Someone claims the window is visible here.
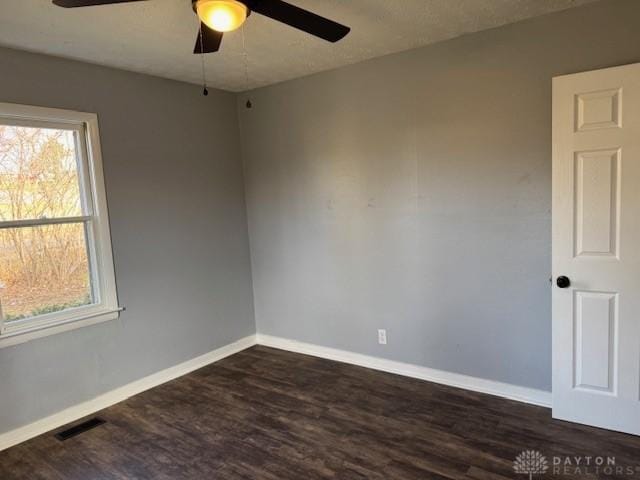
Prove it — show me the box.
[0,103,119,347]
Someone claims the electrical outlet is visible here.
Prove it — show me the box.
[378,329,387,345]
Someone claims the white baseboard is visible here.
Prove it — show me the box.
[0,334,257,452]
[256,334,552,408]
[1,332,552,452]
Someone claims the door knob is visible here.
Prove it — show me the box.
[556,276,571,288]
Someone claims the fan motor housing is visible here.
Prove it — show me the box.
[191,0,252,16]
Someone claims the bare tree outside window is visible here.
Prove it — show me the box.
[0,104,117,345]
[0,125,93,321]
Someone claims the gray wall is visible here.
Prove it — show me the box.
[2,0,638,434]
[240,0,640,392]
[0,47,255,433]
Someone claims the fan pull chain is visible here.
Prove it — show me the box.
[242,24,252,108]
[199,23,209,96]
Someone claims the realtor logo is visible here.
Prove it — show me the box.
[514,450,549,480]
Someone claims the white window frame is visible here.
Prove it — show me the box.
[0,103,120,348]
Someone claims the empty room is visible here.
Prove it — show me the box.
[1,0,640,478]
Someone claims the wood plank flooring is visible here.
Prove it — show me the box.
[1,346,639,479]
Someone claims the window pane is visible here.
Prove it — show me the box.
[0,125,83,221]
[0,223,93,322]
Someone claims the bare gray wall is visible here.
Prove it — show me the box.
[239,0,640,392]
[0,47,255,433]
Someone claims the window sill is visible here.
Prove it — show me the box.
[0,308,123,349]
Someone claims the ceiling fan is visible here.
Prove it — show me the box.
[52,0,351,54]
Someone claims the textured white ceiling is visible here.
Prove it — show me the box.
[0,0,595,92]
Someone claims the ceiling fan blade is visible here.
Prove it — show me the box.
[194,23,224,54]
[52,0,147,7]
[245,0,350,43]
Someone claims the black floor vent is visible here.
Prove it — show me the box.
[55,417,106,441]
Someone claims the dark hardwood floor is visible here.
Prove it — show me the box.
[1,346,639,479]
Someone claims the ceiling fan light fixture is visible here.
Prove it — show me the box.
[196,0,248,32]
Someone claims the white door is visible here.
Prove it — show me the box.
[553,63,640,435]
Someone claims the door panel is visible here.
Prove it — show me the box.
[574,291,617,393]
[553,63,640,436]
[575,88,622,131]
[574,149,620,257]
